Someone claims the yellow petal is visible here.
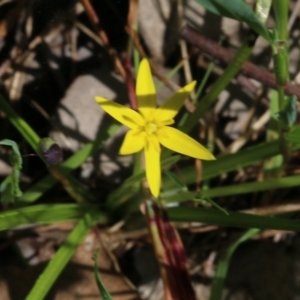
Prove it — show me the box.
[95,97,145,129]
[158,126,215,160]
[119,129,145,155]
[153,81,196,122]
[136,59,157,119]
[144,135,161,197]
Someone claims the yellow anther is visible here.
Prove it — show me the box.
[145,123,157,135]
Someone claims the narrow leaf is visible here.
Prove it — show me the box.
[210,228,260,300]
[163,139,300,189]
[286,124,300,144]
[168,206,300,231]
[195,0,271,42]
[0,139,23,203]
[274,95,297,128]
[93,249,113,300]
[200,197,228,215]
[163,170,187,191]
[165,175,300,200]
[25,212,98,300]
[0,204,106,232]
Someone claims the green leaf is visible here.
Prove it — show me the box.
[165,175,300,200]
[163,170,187,191]
[195,0,272,42]
[0,139,22,169]
[0,176,19,204]
[200,197,228,215]
[210,228,260,300]
[168,206,300,231]
[0,204,107,232]
[161,190,228,215]
[286,124,300,144]
[163,139,300,189]
[0,96,40,152]
[25,212,99,300]
[93,249,113,300]
[201,175,300,198]
[0,139,23,203]
[274,95,297,129]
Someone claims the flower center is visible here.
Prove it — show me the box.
[144,122,157,135]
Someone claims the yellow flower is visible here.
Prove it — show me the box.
[95,59,215,197]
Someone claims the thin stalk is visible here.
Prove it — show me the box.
[273,0,288,42]
[272,0,289,163]
[145,200,172,299]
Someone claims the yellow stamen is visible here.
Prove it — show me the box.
[145,123,157,135]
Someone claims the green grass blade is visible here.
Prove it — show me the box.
[286,124,300,144]
[0,139,22,166]
[93,249,113,300]
[0,204,106,232]
[210,228,260,300]
[168,207,300,231]
[25,212,98,300]
[164,175,300,201]
[163,139,300,189]
[195,0,271,42]
[201,175,300,198]
[200,198,228,215]
[0,94,40,152]
[0,139,23,203]
[274,95,297,129]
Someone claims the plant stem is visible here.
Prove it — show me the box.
[272,0,289,164]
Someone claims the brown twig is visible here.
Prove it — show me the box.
[181,26,300,99]
[80,0,126,78]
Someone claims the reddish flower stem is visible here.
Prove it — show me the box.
[146,200,196,300]
[123,55,138,110]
